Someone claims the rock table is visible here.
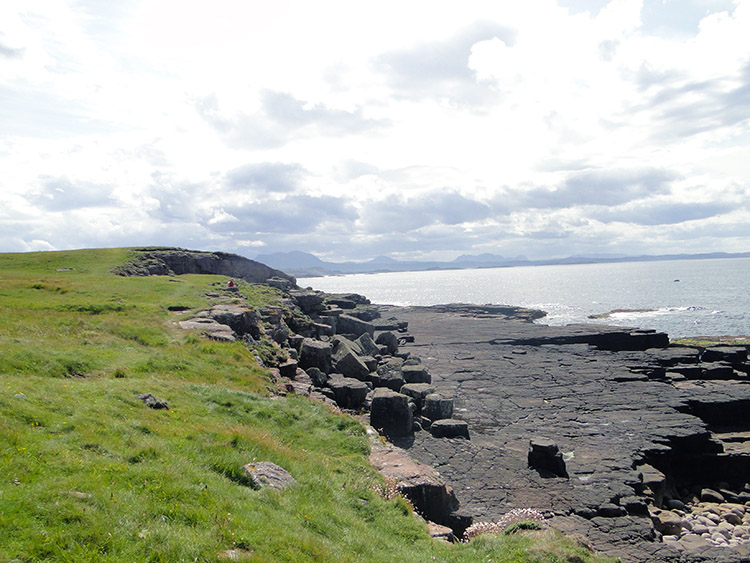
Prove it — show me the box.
[386,304,750,563]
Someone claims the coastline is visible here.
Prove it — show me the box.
[379,303,750,562]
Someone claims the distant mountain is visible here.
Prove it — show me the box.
[253,250,750,278]
[453,253,505,263]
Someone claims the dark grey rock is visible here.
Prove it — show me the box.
[430,419,470,439]
[375,331,399,355]
[423,394,454,421]
[380,305,750,561]
[117,249,294,287]
[208,304,261,339]
[336,314,375,337]
[665,498,687,511]
[376,358,405,391]
[370,389,413,437]
[305,367,328,388]
[332,336,370,381]
[278,360,298,379]
[700,361,736,379]
[360,355,378,372]
[598,503,627,517]
[528,438,568,478]
[646,346,701,366]
[328,377,369,409]
[299,338,332,373]
[289,290,325,314]
[137,393,169,410]
[355,332,381,357]
[621,496,650,516]
[400,383,437,413]
[703,346,748,365]
[402,364,431,384]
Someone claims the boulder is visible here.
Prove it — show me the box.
[430,419,470,439]
[208,304,261,338]
[348,307,381,322]
[375,332,399,355]
[336,314,375,338]
[277,360,298,379]
[528,438,568,478]
[370,389,413,437]
[376,359,405,391]
[270,321,291,345]
[703,346,748,365]
[242,461,296,491]
[701,488,726,503]
[620,496,650,516]
[305,367,329,388]
[638,464,666,506]
[651,510,683,536]
[137,393,169,410]
[332,337,370,381]
[326,298,356,309]
[355,332,381,357]
[288,334,305,351]
[374,318,408,332]
[360,356,378,372]
[289,290,325,315]
[299,338,332,373]
[400,383,437,413]
[328,377,369,409]
[423,394,454,421]
[402,364,431,384]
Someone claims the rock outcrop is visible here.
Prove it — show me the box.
[115,247,295,287]
[386,305,750,562]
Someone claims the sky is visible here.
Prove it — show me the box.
[1,0,749,262]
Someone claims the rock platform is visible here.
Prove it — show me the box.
[386,304,750,563]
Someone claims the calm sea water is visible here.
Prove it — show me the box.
[298,257,750,338]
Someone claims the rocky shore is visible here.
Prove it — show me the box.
[388,304,750,562]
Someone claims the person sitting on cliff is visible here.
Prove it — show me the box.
[227,279,236,288]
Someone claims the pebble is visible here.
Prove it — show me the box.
[659,497,750,550]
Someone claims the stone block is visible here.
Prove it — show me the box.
[430,419,470,439]
[423,394,454,421]
[370,389,413,437]
[299,338,332,373]
[328,377,369,409]
[402,364,431,384]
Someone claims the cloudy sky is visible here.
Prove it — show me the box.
[2,0,749,262]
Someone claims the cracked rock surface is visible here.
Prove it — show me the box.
[386,304,750,563]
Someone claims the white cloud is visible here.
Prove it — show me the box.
[0,0,748,259]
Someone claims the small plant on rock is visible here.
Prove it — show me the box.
[464,508,546,540]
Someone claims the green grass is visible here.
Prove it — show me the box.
[0,248,615,562]
[671,335,750,348]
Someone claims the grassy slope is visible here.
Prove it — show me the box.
[0,248,613,562]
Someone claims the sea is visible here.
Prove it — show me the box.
[298,257,750,339]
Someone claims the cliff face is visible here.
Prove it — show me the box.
[115,248,296,287]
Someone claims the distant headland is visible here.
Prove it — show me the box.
[255,250,750,278]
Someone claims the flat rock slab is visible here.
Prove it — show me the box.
[385,305,750,563]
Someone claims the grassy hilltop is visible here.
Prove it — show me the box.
[0,248,612,562]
